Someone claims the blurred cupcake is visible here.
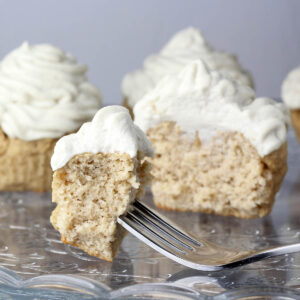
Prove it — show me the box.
[282,66,300,142]
[0,42,102,192]
[122,27,253,115]
[134,60,288,219]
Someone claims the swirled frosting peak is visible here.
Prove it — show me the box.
[282,66,300,109]
[134,60,289,157]
[122,27,253,108]
[51,106,153,170]
[0,42,102,141]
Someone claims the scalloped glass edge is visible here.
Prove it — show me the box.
[0,266,300,299]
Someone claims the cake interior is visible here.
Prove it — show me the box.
[147,121,287,219]
[51,151,150,261]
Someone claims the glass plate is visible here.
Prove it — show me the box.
[0,129,300,299]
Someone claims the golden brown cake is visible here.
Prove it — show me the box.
[50,106,153,261]
[122,97,134,119]
[0,128,57,192]
[134,60,289,218]
[51,152,150,261]
[290,110,300,142]
[0,42,102,192]
[147,122,287,219]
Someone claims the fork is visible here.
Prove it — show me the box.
[117,200,300,271]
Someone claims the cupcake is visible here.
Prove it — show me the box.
[134,60,289,219]
[0,42,102,192]
[50,106,153,261]
[122,27,253,115]
[282,66,300,142]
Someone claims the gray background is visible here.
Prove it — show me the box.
[1,0,299,105]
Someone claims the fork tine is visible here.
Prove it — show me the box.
[131,206,194,251]
[133,201,201,246]
[125,211,187,253]
[118,213,186,256]
[118,201,235,271]
[118,211,222,271]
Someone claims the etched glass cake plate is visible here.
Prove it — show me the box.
[0,129,300,299]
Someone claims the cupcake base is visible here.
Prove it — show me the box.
[291,110,300,142]
[122,97,134,119]
[147,121,287,219]
[0,128,57,192]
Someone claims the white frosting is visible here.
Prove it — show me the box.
[282,66,300,109]
[0,42,102,141]
[134,60,289,157]
[51,106,153,171]
[122,27,253,108]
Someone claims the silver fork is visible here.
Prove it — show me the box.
[117,200,300,271]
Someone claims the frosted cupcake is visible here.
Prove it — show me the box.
[282,66,300,142]
[0,42,102,192]
[122,27,253,115]
[50,106,153,261]
[134,60,289,219]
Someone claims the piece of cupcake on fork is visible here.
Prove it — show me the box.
[50,106,153,261]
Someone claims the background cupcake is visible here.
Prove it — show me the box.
[134,60,289,218]
[122,27,253,115]
[0,42,102,192]
[282,66,300,142]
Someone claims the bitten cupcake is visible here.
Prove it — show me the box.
[134,60,289,219]
[282,66,300,142]
[0,42,102,192]
[50,106,153,261]
[122,27,253,115]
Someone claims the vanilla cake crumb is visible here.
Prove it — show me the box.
[51,152,151,261]
[147,122,287,218]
